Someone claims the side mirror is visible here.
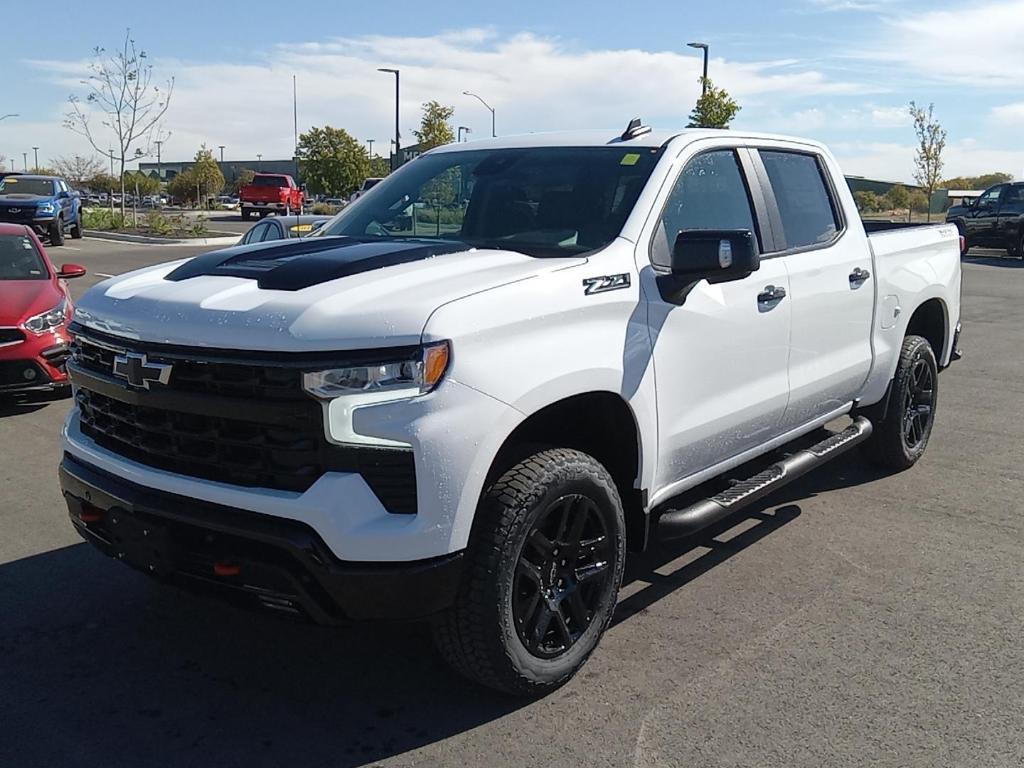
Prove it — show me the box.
[57,263,87,279]
[58,190,70,199]
[671,229,759,284]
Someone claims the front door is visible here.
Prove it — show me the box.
[996,185,1024,252]
[967,184,1005,246]
[641,147,792,494]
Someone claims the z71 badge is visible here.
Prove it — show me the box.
[582,273,631,295]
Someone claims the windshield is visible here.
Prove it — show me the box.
[317,146,663,257]
[0,178,55,196]
[0,234,48,280]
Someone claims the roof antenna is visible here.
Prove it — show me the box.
[620,117,652,141]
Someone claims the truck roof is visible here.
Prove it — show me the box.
[430,128,828,154]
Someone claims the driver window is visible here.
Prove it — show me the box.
[979,186,1004,207]
[651,149,757,268]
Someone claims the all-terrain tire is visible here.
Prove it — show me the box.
[50,217,65,246]
[432,448,626,696]
[241,208,252,221]
[70,211,83,239]
[862,334,938,471]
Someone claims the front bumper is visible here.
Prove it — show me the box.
[0,342,70,392]
[60,453,465,624]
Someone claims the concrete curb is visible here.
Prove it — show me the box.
[84,230,240,246]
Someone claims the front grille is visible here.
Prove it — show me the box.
[0,207,37,224]
[0,327,25,346]
[70,327,418,512]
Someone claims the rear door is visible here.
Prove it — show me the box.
[755,148,874,428]
[641,146,793,492]
[997,184,1024,251]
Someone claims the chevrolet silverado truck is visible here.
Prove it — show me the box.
[946,180,1024,257]
[239,173,304,220]
[60,125,962,696]
[0,174,83,245]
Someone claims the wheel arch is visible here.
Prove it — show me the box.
[483,391,650,552]
[905,297,948,363]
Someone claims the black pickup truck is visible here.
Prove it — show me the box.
[946,181,1024,257]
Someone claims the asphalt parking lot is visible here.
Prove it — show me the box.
[1,238,1023,768]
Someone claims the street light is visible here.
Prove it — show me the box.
[0,114,17,122]
[257,153,263,169]
[367,138,374,157]
[22,152,27,171]
[687,42,709,96]
[378,68,400,168]
[218,145,225,163]
[457,126,471,143]
[462,91,496,137]
[32,146,39,170]
[154,139,164,180]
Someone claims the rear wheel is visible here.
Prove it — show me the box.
[70,211,83,239]
[862,334,938,471]
[432,448,626,696]
[241,208,251,221]
[49,217,65,246]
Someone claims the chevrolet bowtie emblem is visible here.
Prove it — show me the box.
[112,352,172,389]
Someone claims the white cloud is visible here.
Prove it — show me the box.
[873,1,1024,86]
[807,0,901,11]
[991,102,1024,125]
[17,30,874,165]
[830,139,1024,182]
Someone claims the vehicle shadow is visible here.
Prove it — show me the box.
[963,254,1024,268]
[0,391,67,418]
[0,453,889,768]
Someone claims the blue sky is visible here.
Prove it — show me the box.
[3,0,1023,181]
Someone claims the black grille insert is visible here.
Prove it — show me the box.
[0,328,25,345]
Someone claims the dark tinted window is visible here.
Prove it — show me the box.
[760,151,840,250]
[1001,185,1024,205]
[252,175,290,187]
[262,222,282,241]
[0,177,55,196]
[652,150,757,268]
[0,234,48,280]
[978,185,1004,206]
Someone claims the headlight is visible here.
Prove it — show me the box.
[37,202,56,215]
[23,298,68,334]
[302,341,450,401]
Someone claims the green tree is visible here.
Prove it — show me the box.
[941,172,1013,190]
[190,145,225,207]
[908,190,930,213]
[124,170,161,197]
[368,155,391,179]
[909,101,946,221]
[853,190,881,213]
[166,168,197,203]
[232,168,256,194]
[413,101,456,150]
[296,125,369,196]
[884,184,910,210]
[85,172,119,194]
[688,78,741,129]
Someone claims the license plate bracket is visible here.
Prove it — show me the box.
[106,507,177,577]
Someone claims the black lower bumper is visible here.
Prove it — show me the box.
[59,454,464,624]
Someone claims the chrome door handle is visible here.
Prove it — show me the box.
[849,267,871,285]
[758,285,786,303]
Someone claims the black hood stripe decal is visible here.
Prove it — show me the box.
[165,236,471,291]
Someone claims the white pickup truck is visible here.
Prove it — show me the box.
[60,124,962,695]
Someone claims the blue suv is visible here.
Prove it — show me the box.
[0,174,83,246]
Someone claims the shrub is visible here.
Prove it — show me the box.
[311,202,340,215]
[83,208,128,230]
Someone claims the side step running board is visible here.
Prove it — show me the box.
[657,417,873,542]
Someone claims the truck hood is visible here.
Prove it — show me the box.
[73,236,584,351]
[0,194,49,203]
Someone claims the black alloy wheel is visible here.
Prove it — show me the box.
[902,356,935,451]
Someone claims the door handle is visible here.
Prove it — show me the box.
[757,285,787,303]
[849,267,871,285]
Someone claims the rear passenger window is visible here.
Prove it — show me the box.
[759,151,840,250]
[651,150,758,268]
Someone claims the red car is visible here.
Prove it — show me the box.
[0,223,86,395]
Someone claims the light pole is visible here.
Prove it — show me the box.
[378,68,400,168]
[687,42,709,95]
[108,148,115,176]
[218,145,225,163]
[32,146,39,170]
[457,126,471,143]
[22,152,27,172]
[462,91,495,137]
[257,153,263,169]
[0,113,17,121]
[154,139,164,181]
[367,138,374,157]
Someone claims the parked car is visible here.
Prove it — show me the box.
[0,224,86,395]
[60,126,961,695]
[239,173,304,220]
[946,181,1024,257]
[324,197,346,208]
[349,177,383,202]
[0,175,83,246]
[236,215,332,244]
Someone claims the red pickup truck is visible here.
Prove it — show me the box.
[240,173,304,220]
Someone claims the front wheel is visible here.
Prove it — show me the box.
[862,334,938,471]
[432,448,626,696]
[240,208,251,221]
[70,211,83,239]
[49,217,65,246]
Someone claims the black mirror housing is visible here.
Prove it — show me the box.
[671,229,759,284]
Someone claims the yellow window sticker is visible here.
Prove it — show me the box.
[4,177,16,182]
[620,153,640,166]
[289,224,313,232]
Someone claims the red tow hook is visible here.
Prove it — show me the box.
[213,561,241,577]
[79,504,104,523]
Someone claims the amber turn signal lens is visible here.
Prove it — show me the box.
[423,342,450,389]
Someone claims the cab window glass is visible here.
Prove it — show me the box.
[651,150,757,268]
[759,150,840,250]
